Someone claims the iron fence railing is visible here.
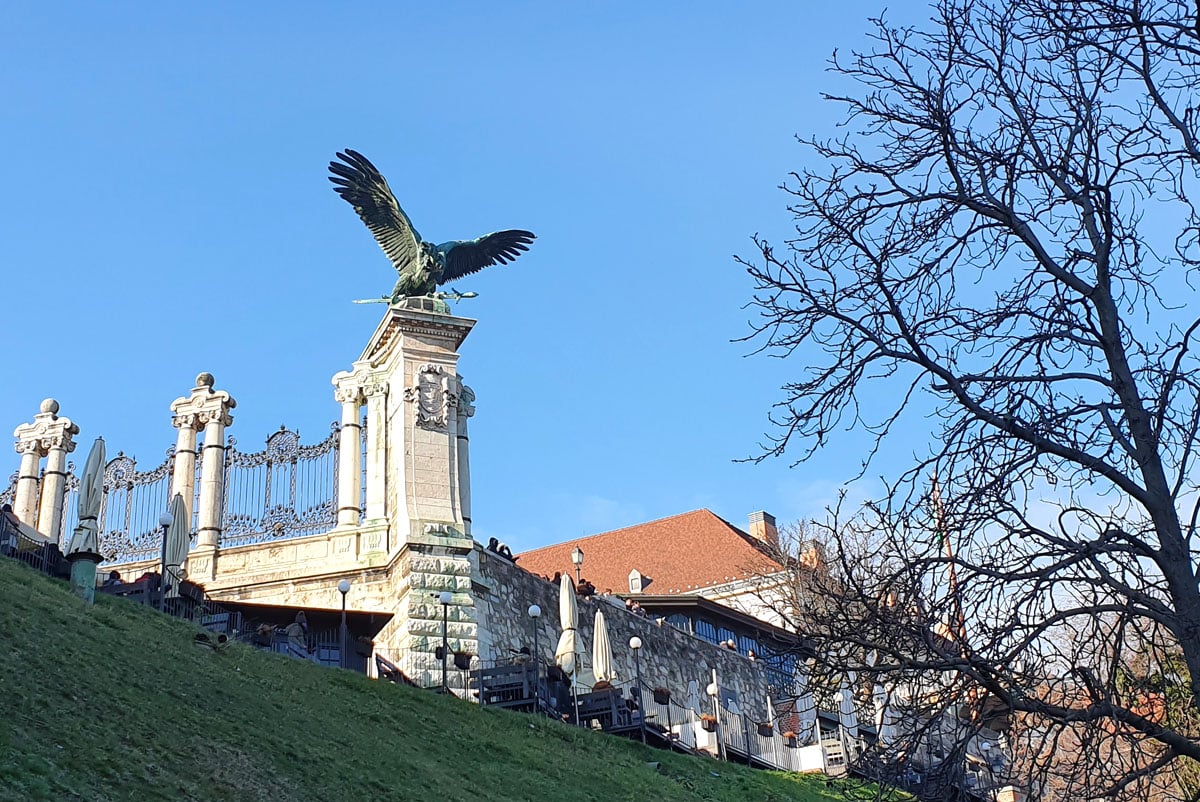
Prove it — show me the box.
[222,425,342,548]
[1,514,68,578]
[244,624,369,673]
[373,647,478,693]
[4,417,369,565]
[0,472,15,509]
[98,449,181,563]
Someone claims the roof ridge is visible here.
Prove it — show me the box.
[712,513,783,560]
[518,508,720,556]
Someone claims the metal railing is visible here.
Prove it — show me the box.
[98,449,183,562]
[373,647,479,693]
[2,418,368,565]
[244,624,369,673]
[222,425,343,547]
[1,515,68,577]
[633,681,844,774]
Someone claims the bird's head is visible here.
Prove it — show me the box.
[420,241,445,267]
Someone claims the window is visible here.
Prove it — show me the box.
[717,627,737,649]
[665,613,690,634]
[628,569,643,593]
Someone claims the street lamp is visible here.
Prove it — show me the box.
[570,546,584,584]
[630,636,645,744]
[529,603,542,711]
[157,510,173,612]
[707,680,726,761]
[439,591,453,692]
[338,579,351,669]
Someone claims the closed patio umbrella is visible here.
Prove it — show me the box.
[686,679,701,716]
[793,662,818,742]
[592,609,614,686]
[873,682,898,744]
[838,672,860,740]
[554,575,585,723]
[162,492,190,599]
[554,574,582,676]
[66,437,105,602]
[66,437,105,556]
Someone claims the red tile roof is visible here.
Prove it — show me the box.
[516,509,783,595]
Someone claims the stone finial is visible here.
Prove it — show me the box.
[14,400,79,454]
[172,374,237,430]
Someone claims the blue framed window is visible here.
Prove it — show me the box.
[665,613,690,634]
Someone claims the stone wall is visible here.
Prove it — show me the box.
[474,548,773,720]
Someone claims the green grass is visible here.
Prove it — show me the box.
[0,558,881,801]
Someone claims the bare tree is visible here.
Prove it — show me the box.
[741,0,1200,798]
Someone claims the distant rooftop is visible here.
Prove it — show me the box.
[516,509,784,595]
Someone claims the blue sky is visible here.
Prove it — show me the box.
[1,1,926,551]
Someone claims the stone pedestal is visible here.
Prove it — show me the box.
[331,301,480,685]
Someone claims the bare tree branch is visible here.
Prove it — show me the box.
[743,1,1200,798]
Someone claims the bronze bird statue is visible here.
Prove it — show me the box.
[329,149,535,302]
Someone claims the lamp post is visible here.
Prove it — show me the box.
[338,579,351,669]
[529,603,542,711]
[571,546,584,585]
[439,591,452,692]
[157,510,173,612]
[708,680,726,761]
[630,636,645,744]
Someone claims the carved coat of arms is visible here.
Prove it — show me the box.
[405,364,457,430]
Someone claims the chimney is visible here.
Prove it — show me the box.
[747,510,778,547]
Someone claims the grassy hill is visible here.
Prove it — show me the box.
[0,558,879,802]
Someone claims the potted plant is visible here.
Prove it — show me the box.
[757,721,775,737]
[782,730,798,747]
[700,713,718,732]
[652,687,671,705]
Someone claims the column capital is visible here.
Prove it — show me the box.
[332,363,386,404]
[13,398,79,456]
[15,439,45,457]
[333,385,361,405]
[171,372,236,430]
[457,379,476,420]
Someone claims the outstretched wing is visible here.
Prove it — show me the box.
[328,149,422,274]
[438,230,536,283]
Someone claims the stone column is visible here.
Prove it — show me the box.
[170,408,201,525]
[169,373,235,552]
[362,379,388,524]
[197,407,233,549]
[38,440,74,543]
[455,380,475,537]
[332,378,364,529]
[12,442,43,527]
[13,399,78,540]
